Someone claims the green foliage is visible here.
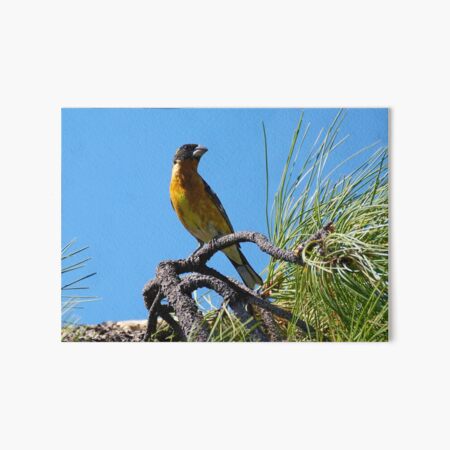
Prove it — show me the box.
[189,293,258,342]
[197,111,388,342]
[61,240,98,337]
[264,111,388,342]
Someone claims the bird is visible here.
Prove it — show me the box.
[169,143,263,289]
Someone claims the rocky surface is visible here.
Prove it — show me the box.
[62,320,148,342]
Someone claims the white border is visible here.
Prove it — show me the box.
[2,1,449,449]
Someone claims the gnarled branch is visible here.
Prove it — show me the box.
[142,223,333,342]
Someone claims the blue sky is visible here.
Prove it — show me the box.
[62,108,388,324]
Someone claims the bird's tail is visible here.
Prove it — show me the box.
[228,249,263,290]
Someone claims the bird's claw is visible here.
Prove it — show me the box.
[209,237,219,247]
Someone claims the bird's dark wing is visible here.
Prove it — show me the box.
[201,178,235,234]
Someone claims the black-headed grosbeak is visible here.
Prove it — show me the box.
[170,144,263,289]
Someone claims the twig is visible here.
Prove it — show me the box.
[142,284,163,342]
[158,306,186,341]
[296,221,335,255]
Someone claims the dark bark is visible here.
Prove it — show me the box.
[142,224,333,342]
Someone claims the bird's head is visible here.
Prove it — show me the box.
[173,144,208,165]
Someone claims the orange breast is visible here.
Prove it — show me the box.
[169,160,233,243]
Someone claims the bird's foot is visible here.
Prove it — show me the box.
[209,237,219,248]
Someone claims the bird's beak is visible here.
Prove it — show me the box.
[193,145,208,158]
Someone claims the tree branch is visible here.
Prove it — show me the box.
[142,223,333,342]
